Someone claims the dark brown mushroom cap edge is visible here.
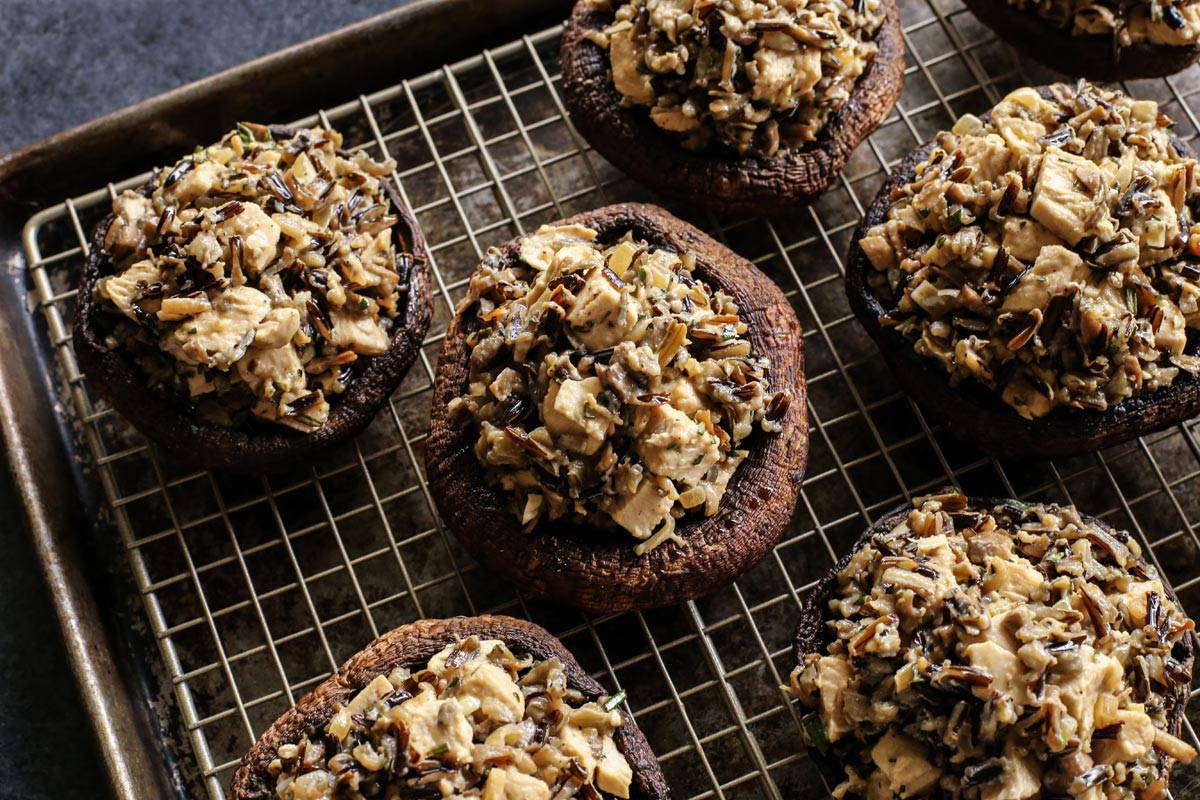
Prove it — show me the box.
[559,0,905,216]
[791,497,1196,793]
[230,615,671,800]
[425,203,807,613]
[962,0,1200,82]
[72,125,433,473]
[845,96,1200,459]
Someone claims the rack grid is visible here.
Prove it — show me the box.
[17,0,1200,796]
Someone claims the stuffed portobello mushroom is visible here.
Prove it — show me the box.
[790,491,1197,799]
[231,616,669,800]
[425,203,806,613]
[963,0,1200,80]
[560,0,904,215]
[847,82,1200,458]
[73,123,432,472]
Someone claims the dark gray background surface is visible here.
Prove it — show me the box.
[0,2,406,797]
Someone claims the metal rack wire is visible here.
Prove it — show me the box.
[16,0,1200,796]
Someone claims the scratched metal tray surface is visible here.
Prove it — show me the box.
[12,0,1200,797]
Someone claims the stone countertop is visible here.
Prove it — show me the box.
[0,2,406,798]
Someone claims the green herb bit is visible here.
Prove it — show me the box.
[428,742,450,756]
[801,713,829,755]
[294,413,322,427]
[358,298,369,311]
[603,690,627,712]
[236,122,256,144]
[1125,286,1138,316]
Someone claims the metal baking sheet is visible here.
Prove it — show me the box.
[5,0,1200,798]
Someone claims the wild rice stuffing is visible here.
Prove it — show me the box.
[269,637,632,799]
[789,491,1197,800]
[859,82,1200,420]
[94,123,414,432]
[449,224,787,554]
[1005,0,1200,49]
[584,0,886,158]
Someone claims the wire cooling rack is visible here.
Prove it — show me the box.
[17,0,1200,796]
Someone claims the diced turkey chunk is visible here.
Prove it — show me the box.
[1030,148,1110,245]
[596,735,633,798]
[981,749,1041,800]
[254,307,301,349]
[391,686,473,762]
[518,224,599,272]
[164,286,271,368]
[158,294,212,322]
[859,234,896,270]
[215,202,281,276]
[566,268,639,350]
[235,344,306,400]
[815,656,854,742]
[98,260,161,321]
[106,192,154,254]
[609,476,677,540]
[542,377,609,455]
[1001,218,1065,262]
[1001,246,1089,313]
[609,29,654,105]
[1094,707,1156,764]
[166,159,223,204]
[482,767,551,800]
[752,47,821,107]
[635,403,720,483]
[454,661,524,724]
[329,307,390,355]
[870,733,942,799]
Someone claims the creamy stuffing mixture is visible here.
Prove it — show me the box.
[859,82,1200,420]
[449,224,787,554]
[1006,0,1200,48]
[789,492,1197,800]
[94,124,413,432]
[270,637,633,799]
[584,0,886,158]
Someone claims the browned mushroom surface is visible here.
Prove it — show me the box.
[961,0,1200,81]
[846,81,1200,457]
[73,123,432,471]
[790,491,1196,799]
[559,0,904,213]
[231,616,669,800]
[426,203,806,612]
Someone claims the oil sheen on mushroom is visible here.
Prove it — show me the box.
[449,224,788,555]
[582,0,886,158]
[92,124,412,433]
[268,636,633,799]
[858,82,1200,420]
[789,491,1196,799]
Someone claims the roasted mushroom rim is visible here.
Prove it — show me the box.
[1002,0,1200,49]
[449,222,789,555]
[789,492,1197,799]
[581,0,887,159]
[857,82,1200,423]
[87,123,417,434]
[268,636,633,799]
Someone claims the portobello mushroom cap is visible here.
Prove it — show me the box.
[230,615,670,799]
[845,104,1200,459]
[72,125,433,473]
[559,0,905,216]
[792,497,1196,794]
[962,0,1200,82]
[425,203,807,613]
